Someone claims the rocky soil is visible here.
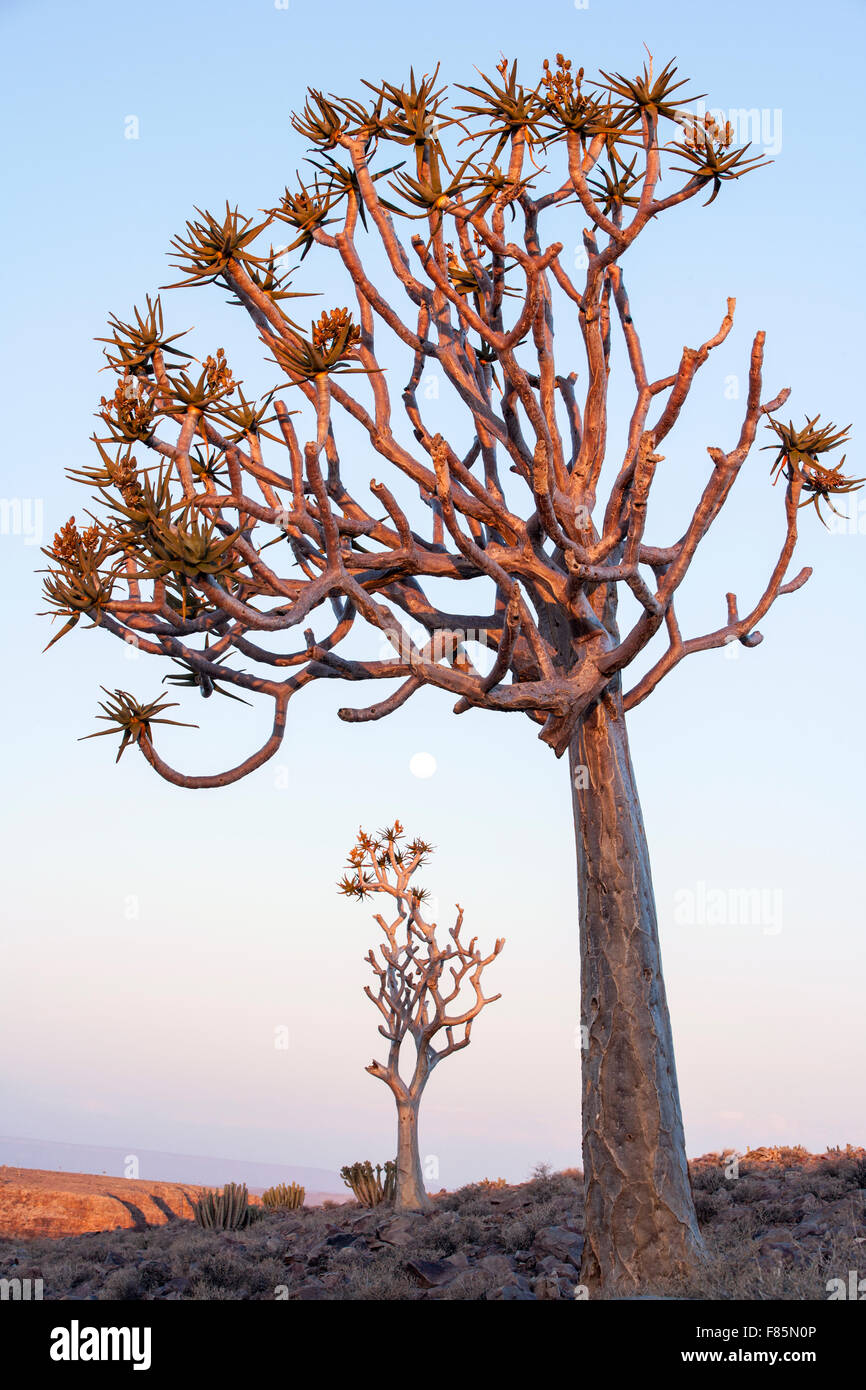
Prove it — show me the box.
[1,1147,863,1300]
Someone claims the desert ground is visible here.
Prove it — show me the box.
[1,1147,863,1301]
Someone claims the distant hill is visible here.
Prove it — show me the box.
[0,1135,346,1197]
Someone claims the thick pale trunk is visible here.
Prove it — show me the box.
[570,687,704,1293]
[395,1098,431,1211]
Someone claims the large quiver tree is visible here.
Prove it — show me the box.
[42,52,859,1291]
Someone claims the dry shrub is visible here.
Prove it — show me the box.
[338,1263,416,1300]
[98,1267,145,1300]
[691,1165,725,1194]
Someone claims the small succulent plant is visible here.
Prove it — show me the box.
[261,1182,306,1210]
[340,1160,397,1207]
[192,1181,260,1230]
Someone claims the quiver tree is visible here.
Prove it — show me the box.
[41,51,859,1290]
[339,822,504,1211]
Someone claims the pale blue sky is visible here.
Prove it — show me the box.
[1,0,864,1186]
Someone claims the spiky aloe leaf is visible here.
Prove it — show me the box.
[80,688,198,762]
[763,415,862,526]
[165,203,275,291]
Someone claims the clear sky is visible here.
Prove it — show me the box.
[1,0,864,1188]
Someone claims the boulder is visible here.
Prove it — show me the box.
[477,1253,515,1279]
[496,1280,535,1301]
[377,1213,425,1247]
[405,1258,460,1289]
[533,1224,585,1265]
[325,1231,359,1250]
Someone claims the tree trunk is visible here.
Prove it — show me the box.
[395,1097,431,1211]
[569,685,704,1294]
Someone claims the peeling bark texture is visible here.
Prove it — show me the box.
[396,1100,431,1212]
[570,688,705,1293]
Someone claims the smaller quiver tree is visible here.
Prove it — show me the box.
[339,821,504,1211]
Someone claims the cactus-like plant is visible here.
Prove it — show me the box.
[261,1181,306,1210]
[340,1160,397,1208]
[383,1162,397,1205]
[192,1181,259,1230]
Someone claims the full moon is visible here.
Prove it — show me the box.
[409,752,437,779]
